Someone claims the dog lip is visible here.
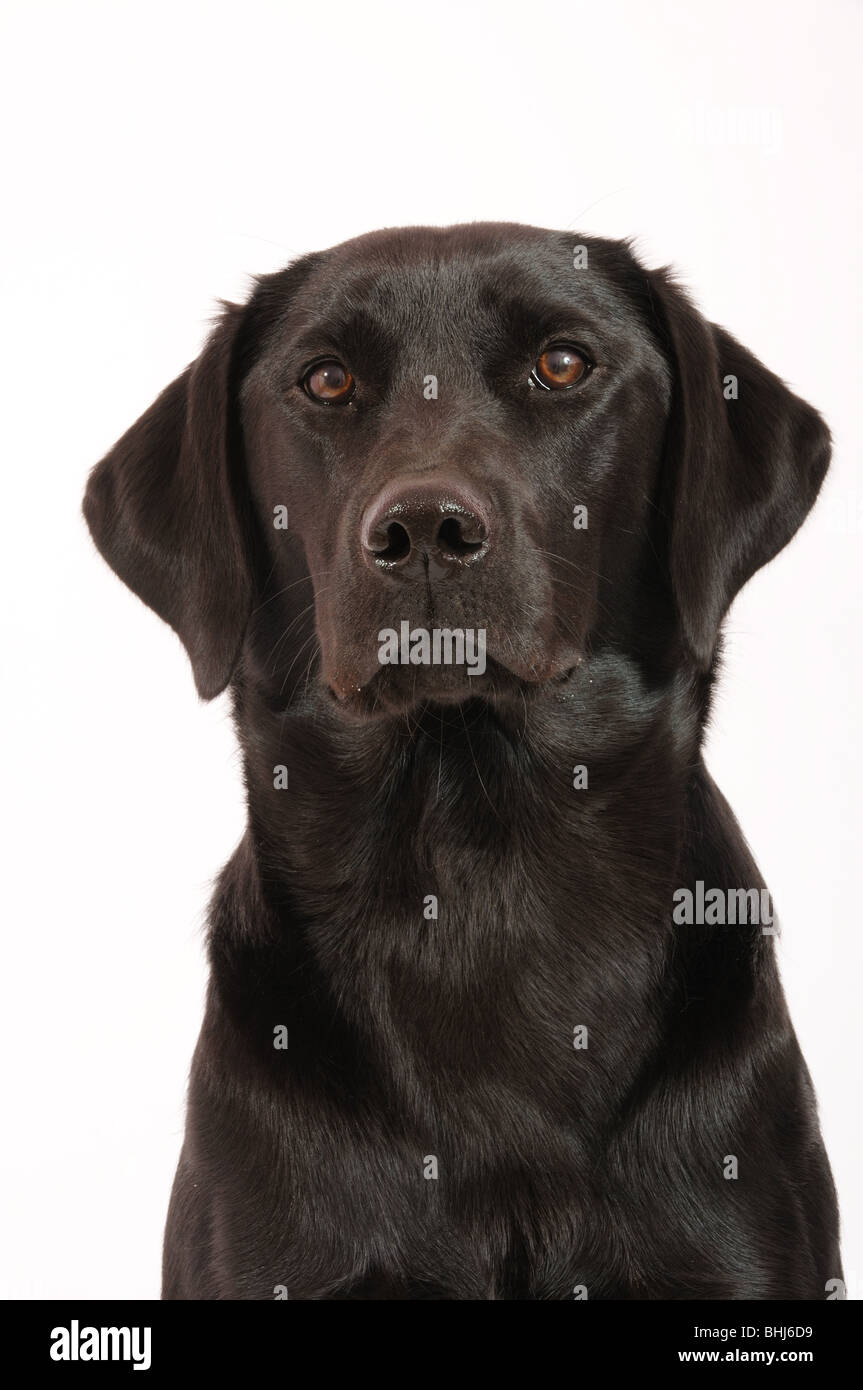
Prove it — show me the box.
[325,652,582,715]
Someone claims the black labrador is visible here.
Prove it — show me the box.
[84,223,841,1300]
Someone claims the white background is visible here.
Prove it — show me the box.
[1,0,860,1300]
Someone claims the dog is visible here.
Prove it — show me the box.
[84,222,841,1299]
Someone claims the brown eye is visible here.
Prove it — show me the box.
[303,359,355,404]
[532,344,589,391]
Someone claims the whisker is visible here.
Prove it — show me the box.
[250,570,328,620]
[279,630,321,697]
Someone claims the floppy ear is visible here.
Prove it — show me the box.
[83,303,252,699]
[647,270,830,669]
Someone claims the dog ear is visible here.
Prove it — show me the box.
[646,269,830,669]
[83,303,252,699]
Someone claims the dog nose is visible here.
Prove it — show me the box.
[361,482,491,576]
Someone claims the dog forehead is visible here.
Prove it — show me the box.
[290,223,632,339]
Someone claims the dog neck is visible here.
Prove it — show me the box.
[229,647,703,926]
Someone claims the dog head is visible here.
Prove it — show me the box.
[84,223,829,719]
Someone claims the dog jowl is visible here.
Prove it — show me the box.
[84,223,841,1300]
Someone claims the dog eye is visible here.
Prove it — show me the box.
[532,344,590,391]
[302,359,355,404]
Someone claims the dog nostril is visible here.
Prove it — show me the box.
[437,516,486,557]
[369,520,411,562]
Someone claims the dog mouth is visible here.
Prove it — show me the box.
[326,652,580,719]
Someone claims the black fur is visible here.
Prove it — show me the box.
[84,223,840,1299]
